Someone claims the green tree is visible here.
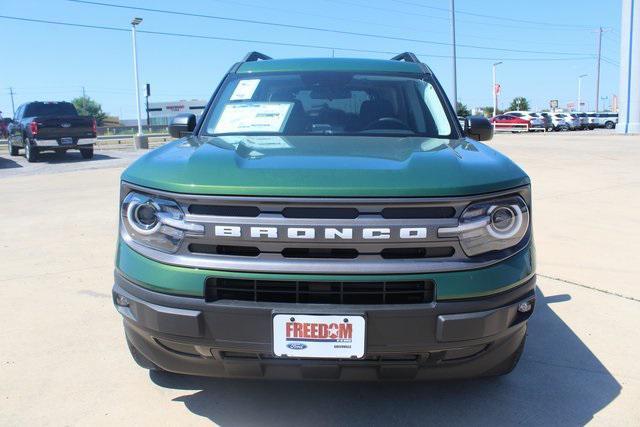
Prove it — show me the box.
[72,96,107,125]
[456,102,471,117]
[508,97,530,111]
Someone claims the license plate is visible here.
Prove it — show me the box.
[273,314,365,359]
[60,137,73,145]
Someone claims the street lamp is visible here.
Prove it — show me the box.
[131,17,148,149]
[492,62,502,117]
[577,74,587,112]
[450,0,457,109]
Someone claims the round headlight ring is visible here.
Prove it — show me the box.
[126,199,161,235]
[486,204,522,239]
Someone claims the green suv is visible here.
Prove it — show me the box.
[113,52,535,380]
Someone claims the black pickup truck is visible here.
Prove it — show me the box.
[7,101,96,162]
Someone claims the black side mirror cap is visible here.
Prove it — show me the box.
[464,116,493,142]
[169,113,197,138]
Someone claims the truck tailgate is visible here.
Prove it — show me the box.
[33,116,95,140]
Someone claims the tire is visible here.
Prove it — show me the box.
[80,146,94,159]
[126,336,163,371]
[605,121,615,130]
[24,140,38,162]
[560,124,570,132]
[8,139,19,156]
[482,333,526,377]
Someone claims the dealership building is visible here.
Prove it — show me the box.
[147,99,207,125]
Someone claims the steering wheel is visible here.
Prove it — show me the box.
[363,117,411,131]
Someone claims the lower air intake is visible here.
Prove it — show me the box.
[205,278,435,305]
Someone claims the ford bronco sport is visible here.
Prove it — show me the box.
[113,52,535,380]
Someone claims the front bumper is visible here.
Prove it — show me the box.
[114,270,536,380]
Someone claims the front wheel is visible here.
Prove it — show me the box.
[24,140,38,162]
[8,139,19,156]
[605,121,615,129]
[80,147,94,159]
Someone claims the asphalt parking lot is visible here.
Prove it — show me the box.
[1,131,639,426]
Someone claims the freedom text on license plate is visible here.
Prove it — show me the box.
[273,314,365,359]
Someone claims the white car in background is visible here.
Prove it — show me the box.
[551,113,579,131]
[503,111,545,131]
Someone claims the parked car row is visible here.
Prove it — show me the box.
[5,101,97,162]
[489,110,618,132]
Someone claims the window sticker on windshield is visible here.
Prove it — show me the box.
[230,79,261,100]
[219,135,291,149]
[213,102,293,134]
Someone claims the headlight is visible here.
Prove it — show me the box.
[121,191,203,253]
[439,195,530,256]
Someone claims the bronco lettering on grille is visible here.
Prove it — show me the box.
[212,226,428,240]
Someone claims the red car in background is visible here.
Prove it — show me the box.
[0,115,9,139]
[490,114,544,132]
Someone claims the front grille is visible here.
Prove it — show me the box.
[205,278,435,305]
[187,204,455,219]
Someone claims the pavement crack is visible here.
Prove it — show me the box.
[538,273,640,303]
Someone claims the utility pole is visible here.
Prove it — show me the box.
[595,27,603,112]
[9,87,16,116]
[450,0,458,110]
[82,86,86,111]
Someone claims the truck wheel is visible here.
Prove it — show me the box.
[8,139,19,156]
[482,333,526,377]
[126,336,163,371]
[80,147,94,159]
[24,140,38,162]
[605,121,615,129]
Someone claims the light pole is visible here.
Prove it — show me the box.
[131,17,148,149]
[450,0,458,110]
[492,62,502,117]
[577,74,587,112]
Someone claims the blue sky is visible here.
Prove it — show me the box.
[0,0,622,119]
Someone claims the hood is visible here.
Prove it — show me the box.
[122,135,529,197]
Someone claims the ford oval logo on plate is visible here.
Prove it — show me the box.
[286,342,307,350]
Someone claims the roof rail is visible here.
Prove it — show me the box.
[390,52,421,63]
[242,51,272,62]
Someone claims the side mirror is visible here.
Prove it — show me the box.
[464,116,493,142]
[169,113,196,138]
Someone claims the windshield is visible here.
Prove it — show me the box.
[201,72,453,138]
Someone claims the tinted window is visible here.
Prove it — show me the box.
[202,72,453,138]
[24,102,78,117]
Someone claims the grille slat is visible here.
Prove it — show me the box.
[189,244,455,260]
[206,278,435,305]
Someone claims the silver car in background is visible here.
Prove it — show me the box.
[552,113,579,131]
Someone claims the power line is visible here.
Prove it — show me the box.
[67,0,593,56]
[386,0,595,29]
[321,0,594,32]
[205,0,598,50]
[0,14,596,62]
